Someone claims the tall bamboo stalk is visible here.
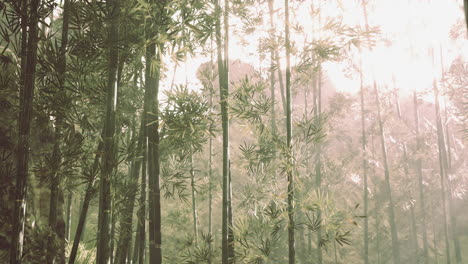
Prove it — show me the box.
[96,0,120,262]
[412,91,430,263]
[10,0,41,262]
[373,81,401,264]
[285,0,295,263]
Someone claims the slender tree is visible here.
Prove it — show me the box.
[358,63,369,264]
[145,2,163,262]
[47,0,70,262]
[68,142,103,264]
[394,89,418,264]
[214,0,232,262]
[96,0,120,262]
[10,0,41,262]
[285,0,295,263]
[432,78,452,264]
[412,91,429,264]
[115,120,144,264]
[373,81,401,264]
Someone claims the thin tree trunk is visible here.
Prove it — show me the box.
[224,2,235,261]
[136,135,147,264]
[268,0,277,152]
[394,91,418,263]
[439,47,462,264]
[10,0,40,262]
[285,0,295,263]
[115,92,144,264]
[145,5,163,261]
[65,192,72,242]
[413,91,429,264]
[190,155,199,242]
[314,68,323,264]
[215,0,232,262]
[359,63,369,264]
[373,81,401,264]
[370,134,381,264]
[96,0,120,262]
[48,1,71,262]
[68,139,103,264]
[433,79,451,264]
[207,39,214,264]
[275,51,286,113]
[445,128,462,264]
[431,198,440,264]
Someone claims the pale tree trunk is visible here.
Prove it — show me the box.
[373,82,400,264]
[413,91,429,264]
[433,79,451,264]
[96,0,120,262]
[370,134,381,264]
[10,0,40,262]
[285,0,295,263]
[394,91,418,263]
[359,65,369,264]
[207,38,214,264]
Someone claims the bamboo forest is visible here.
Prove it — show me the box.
[1,0,468,263]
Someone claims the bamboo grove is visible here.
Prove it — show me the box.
[1,0,468,263]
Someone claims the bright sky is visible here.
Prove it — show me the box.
[162,0,468,99]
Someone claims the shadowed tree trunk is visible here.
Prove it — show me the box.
[115,120,144,264]
[145,2,163,261]
[96,0,120,262]
[69,141,103,264]
[47,0,70,262]
[10,0,40,262]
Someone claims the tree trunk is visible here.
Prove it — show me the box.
[190,155,199,242]
[145,4,162,261]
[65,192,72,242]
[373,81,400,264]
[215,0,232,262]
[268,0,277,156]
[413,91,429,264]
[47,0,71,262]
[285,0,295,263]
[10,0,40,262]
[315,70,323,264]
[370,134,381,264]
[135,134,147,264]
[69,141,103,264]
[394,91,418,263]
[96,0,120,262]
[433,79,452,264]
[115,106,144,264]
[359,63,369,264]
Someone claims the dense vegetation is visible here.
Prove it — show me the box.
[1,0,467,263]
